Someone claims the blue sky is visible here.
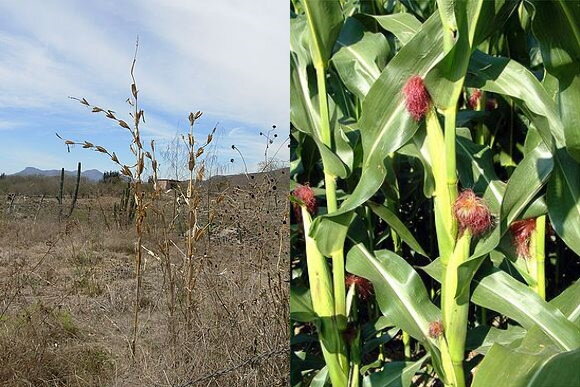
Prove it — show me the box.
[0,0,289,177]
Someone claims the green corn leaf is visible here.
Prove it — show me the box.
[527,0,580,162]
[466,325,527,355]
[290,286,317,323]
[472,270,580,351]
[291,16,348,178]
[334,125,356,175]
[471,0,520,47]
[309,211,355,256]
[367,13,422,45]
[346,244,445,378]
[501,141,554,230]
[301,0,343,69]
[547,149,580,256]
[473,281,580,387]
[423,259,580,351]
[472,345,580,387]
[519,195,548,220]
[331,17,389,100]
[466,50,564,149]
[549,280,580,325]
[426,0,475,109]
[362,357,426,387]
[309,366,329,387]
[367,201,428,257]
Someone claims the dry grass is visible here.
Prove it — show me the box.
[0,168,289,386]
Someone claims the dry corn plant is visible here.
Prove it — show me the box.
[141,111,220,343]
[58,43,157,358]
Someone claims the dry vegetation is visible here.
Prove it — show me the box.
[0,166,289,386]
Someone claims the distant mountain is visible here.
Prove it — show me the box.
[12,167,104,181]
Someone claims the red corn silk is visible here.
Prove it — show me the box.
[428,320,444,339]
[510,218,536,259]
[453,189,492,236]
[468,89,482,109]
[403,76,431,121]
[292,184,317,220]
[345,274,374,300]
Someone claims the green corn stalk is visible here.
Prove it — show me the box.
[301,206,349,386]
[303,0,347,331]
[426,107,464,387]
[433,2,475,385]
[425,109,455,263]
[315,64,346,328]
[299,2,349,383]
[441,231,471,387]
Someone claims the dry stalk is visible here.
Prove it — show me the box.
[57,40,154,358]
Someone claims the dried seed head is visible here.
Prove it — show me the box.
[468,89,482,109]
[118,120,130,130]
[292,184,317,217]
[403,76,431,121]
[510,218,536,259]
[345,274,374,300]
[428,321,444,339]
[453,189,492,236]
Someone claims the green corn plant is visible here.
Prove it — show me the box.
[290,0,579,386]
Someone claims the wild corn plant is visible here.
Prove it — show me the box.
[59,49,150,357]
[290,1,579,386]
[57,46,217,357]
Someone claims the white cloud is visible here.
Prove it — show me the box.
[0,0,289,129]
